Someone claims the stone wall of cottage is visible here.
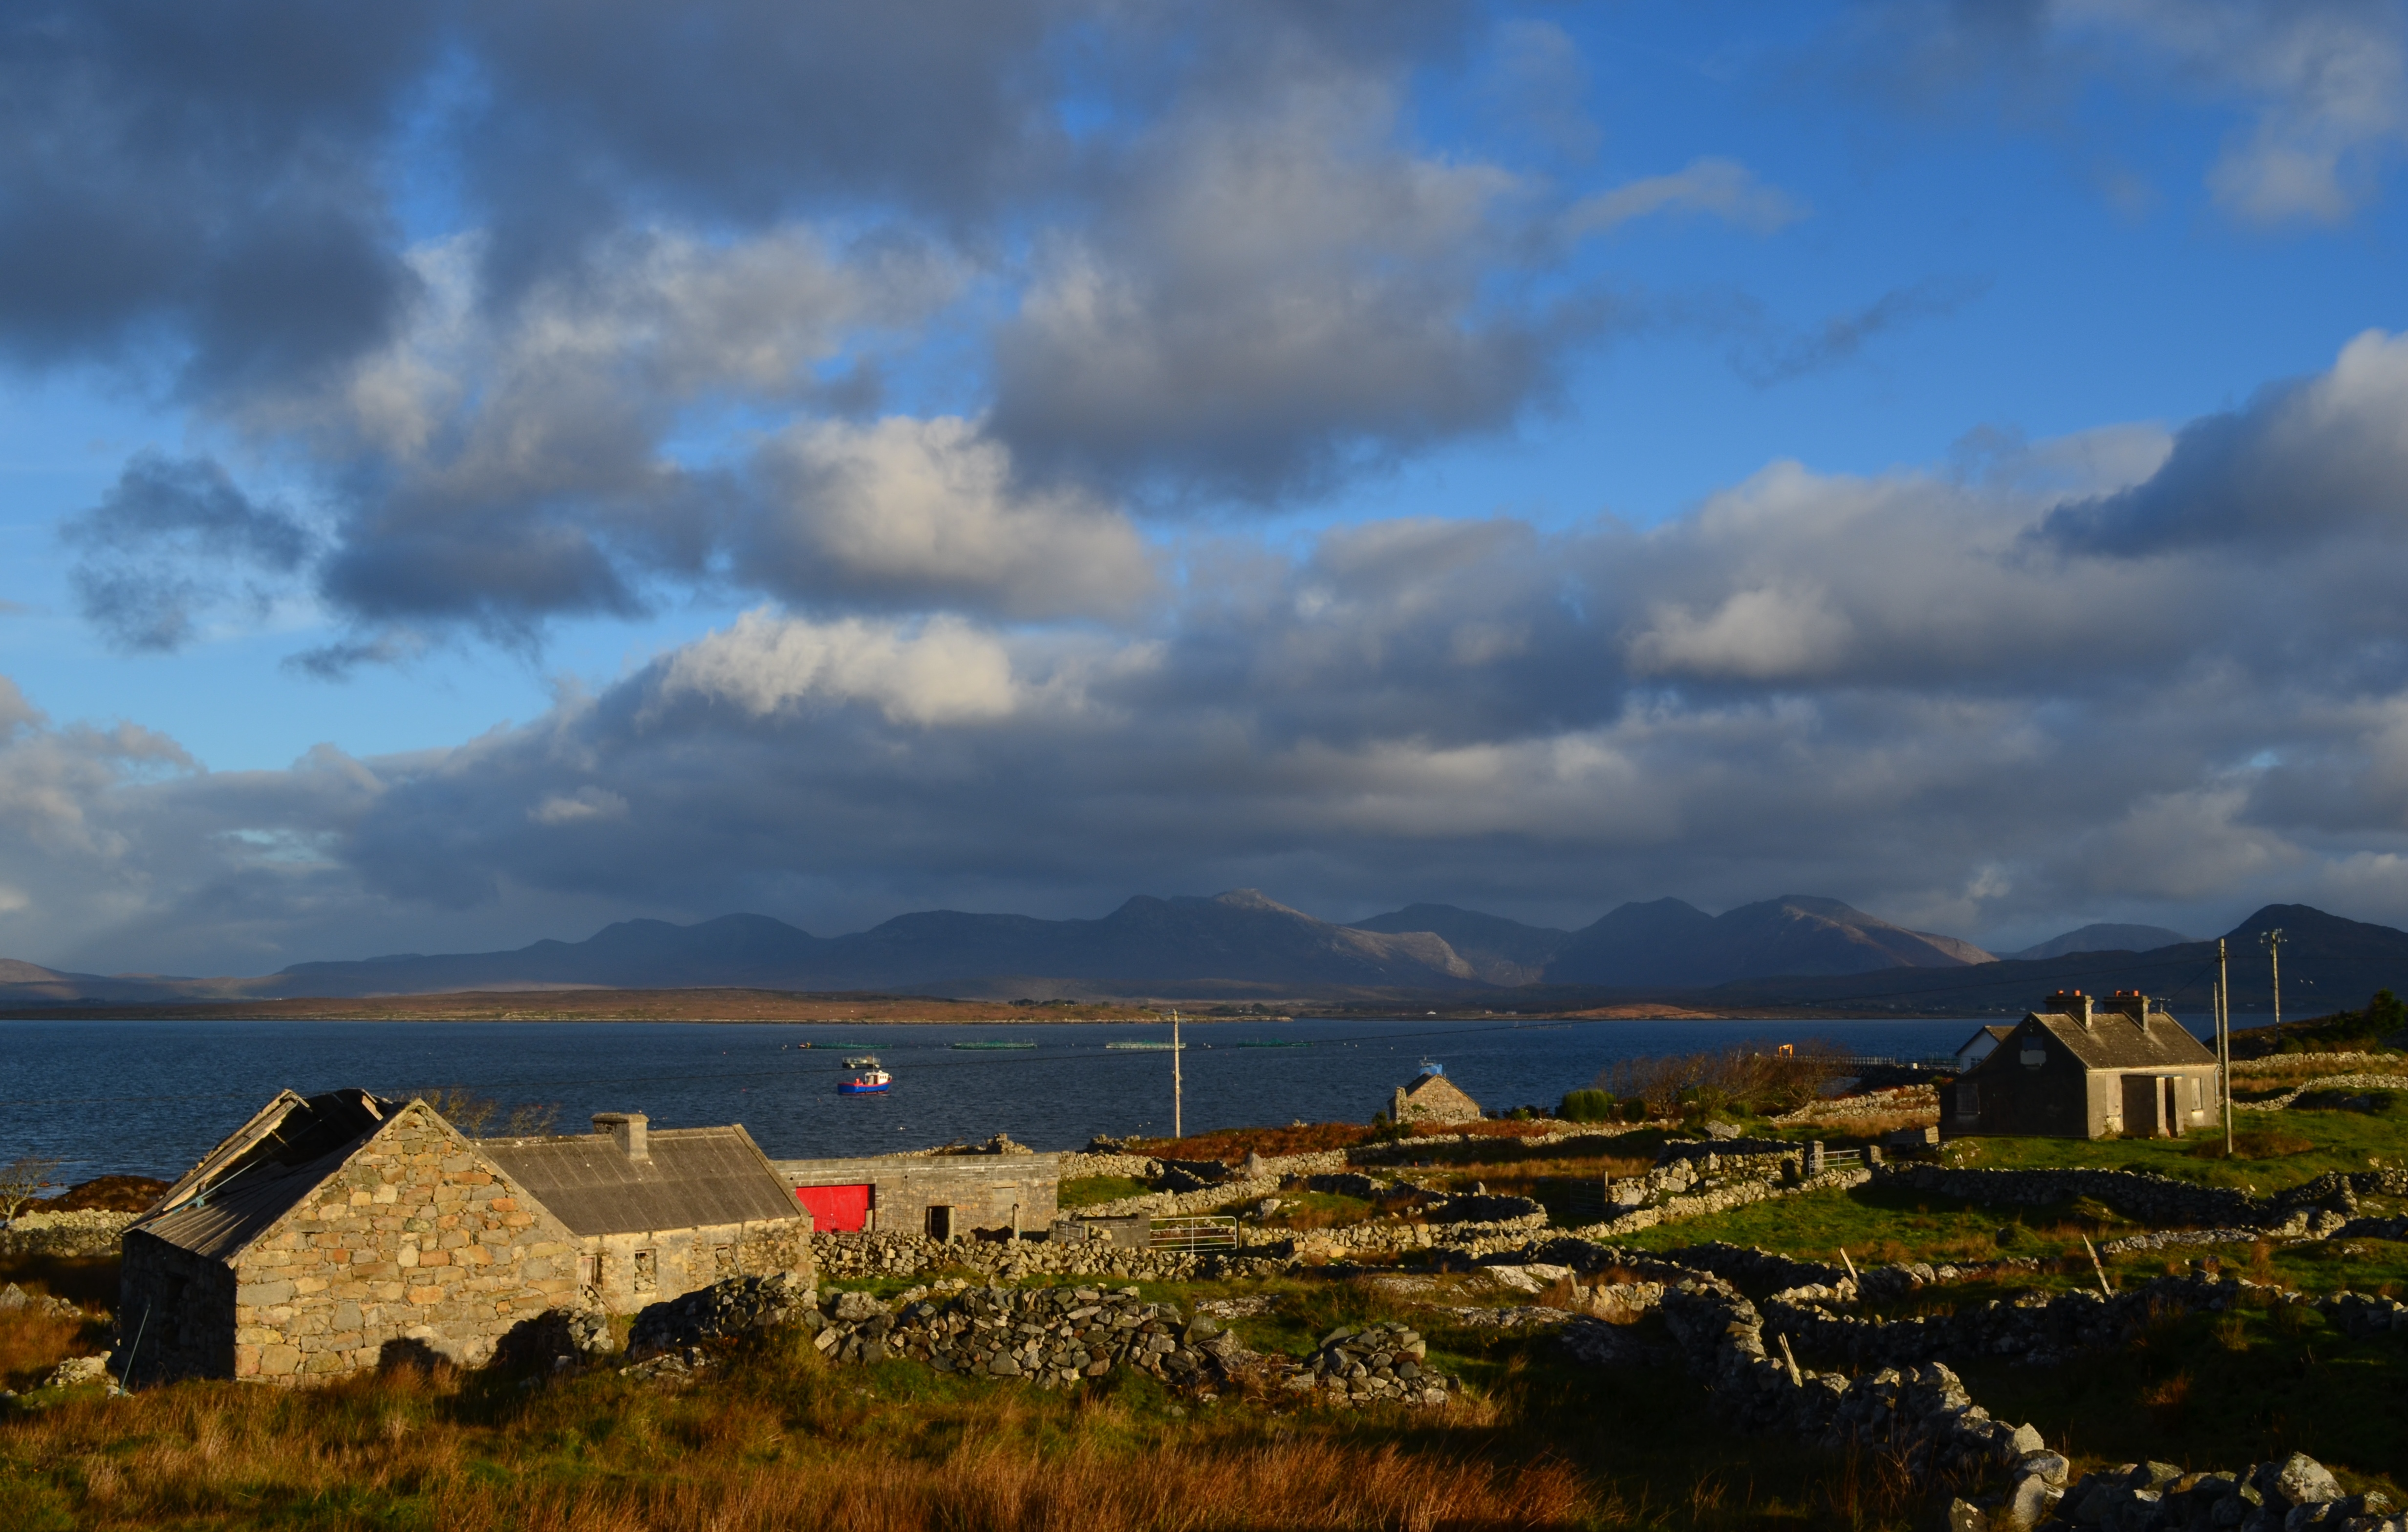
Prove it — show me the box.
[118,1229,239,1384]
[230,1103,584,1383]
[585,1219,811,1314]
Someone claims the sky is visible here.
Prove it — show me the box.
[8,0,2408,977]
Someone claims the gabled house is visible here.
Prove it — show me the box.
[1952,1024,2019,1073]
[1939,991,2219,1140]
[1387,1064,1483,1126]
[120,1092,808,1386]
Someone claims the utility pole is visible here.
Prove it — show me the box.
[1172,1008,1182,1140]
[2218,937,2233,1157]
[2262,928,2287,1034]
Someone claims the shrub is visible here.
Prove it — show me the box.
[1558,1089,1616,1123]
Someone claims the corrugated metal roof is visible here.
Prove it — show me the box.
[129,1088,395,1262]
[482,1126,801,1237]
[2027,1010,2216,1071]
[133,1141,360,1263]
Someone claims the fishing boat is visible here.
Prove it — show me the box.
[838,1060,892,1094]
[842,1054,879,1067]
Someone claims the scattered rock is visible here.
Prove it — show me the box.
[40,1353,110,1389]
[627,1272,816,1362]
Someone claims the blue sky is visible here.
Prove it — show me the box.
[6,0,2408,974]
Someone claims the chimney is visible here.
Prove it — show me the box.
[2048,990,2093,1029]
[593,1111,649,1161]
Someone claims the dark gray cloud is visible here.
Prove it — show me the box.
[62,451,316,652]
[0,0,433,387]
[2037,330,2408,556]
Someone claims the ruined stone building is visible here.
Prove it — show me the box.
[1939,991,2220,1140]
[776,1134,1059,1239]
[1387,1064,1483,1126]
[119,1091,808,1386]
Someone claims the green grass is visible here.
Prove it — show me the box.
[1945,1103,2408,1192]
[1615,1181,2151,1275]
[1057,1175,1149,1209]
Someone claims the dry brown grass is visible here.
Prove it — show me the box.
[0,1309,87,1390]
[0,1340,1606,1532]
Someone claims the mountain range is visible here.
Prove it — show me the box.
[0,891,2371,1015]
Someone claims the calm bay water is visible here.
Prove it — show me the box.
[0,1012,2221,1183]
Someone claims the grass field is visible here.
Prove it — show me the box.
[11,1091,2408,1530]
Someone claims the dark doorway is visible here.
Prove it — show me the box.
[925,1205,954,1241]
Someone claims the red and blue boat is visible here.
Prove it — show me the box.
[837,1058,892,1095]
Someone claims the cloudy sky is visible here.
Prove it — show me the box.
[8,0,2408,976]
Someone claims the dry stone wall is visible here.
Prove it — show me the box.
[0,1210,135,1258]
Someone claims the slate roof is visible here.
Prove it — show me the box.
[482,1126,801,1237]
[2020,1008,2216,1072]
[130,1088,398,1263]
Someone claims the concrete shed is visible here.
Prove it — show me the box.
[1939,991,2219,1140]
[776,1137,1060,1240]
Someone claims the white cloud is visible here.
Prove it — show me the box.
[743,417,1156,618]
[652,609,1022,726]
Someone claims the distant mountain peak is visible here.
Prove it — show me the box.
[1208,888,1303,915]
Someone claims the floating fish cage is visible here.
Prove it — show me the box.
[950,1041,1038,1050]
[1105,1041,1185,1051]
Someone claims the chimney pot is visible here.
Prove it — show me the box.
[593,1111,649,1161]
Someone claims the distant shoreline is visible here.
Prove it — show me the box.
[0,984,2014,1023]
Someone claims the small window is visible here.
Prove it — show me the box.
[633,1249,657,1293]
[713,1244,734,1277]
[583,1254,603,1290]
[1957,1084,1980,1117]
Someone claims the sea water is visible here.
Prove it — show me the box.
[0,1012,2222,1183]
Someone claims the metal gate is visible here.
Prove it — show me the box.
[1150,1215,1239,1252]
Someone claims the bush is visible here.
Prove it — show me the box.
[1558,1089,1616,1123]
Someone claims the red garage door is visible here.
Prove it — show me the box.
[796,1183,872,1232]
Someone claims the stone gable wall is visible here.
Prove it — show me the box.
[228,1103,585,1383]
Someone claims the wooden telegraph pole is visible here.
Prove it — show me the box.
[2219,937,2233,1156]
[1172,1007,1183,1140]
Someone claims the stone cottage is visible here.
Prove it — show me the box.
[1939,991,2219,1140]
[482,1111,811,1313]
[775,1134,1059,1240]
[120,1091,808,1385]
[1386,1064,1483,1126]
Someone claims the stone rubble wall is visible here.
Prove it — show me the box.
[0,1210,137,1258]
[799,1279,1463,1407]
[807,1229,1286,1285]
[1545,1246,2399,1531]
[2230,1051,2403,1073]
[2232,1073,2408,1111]
[1567,1166,1873,1238]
